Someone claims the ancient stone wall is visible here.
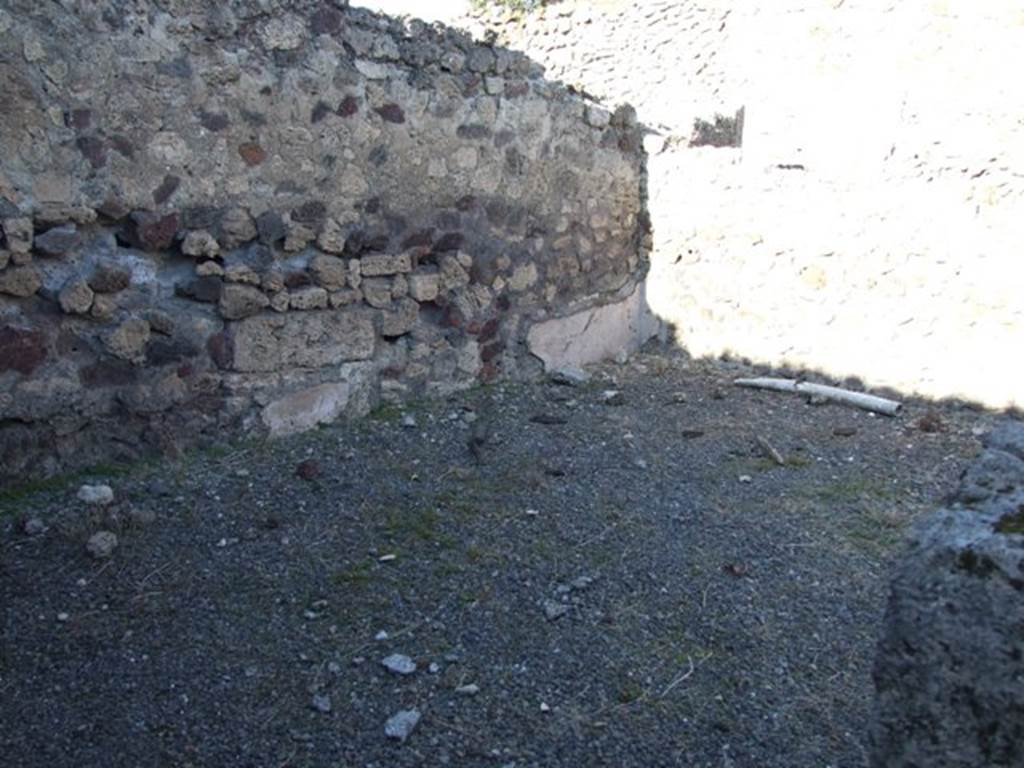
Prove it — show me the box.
[467,0,1024,409]
[871,421,1024,767]
[0,0,646,480]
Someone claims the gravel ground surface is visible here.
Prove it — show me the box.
[0,351,991,767]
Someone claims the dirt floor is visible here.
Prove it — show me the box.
[0,351,992,767]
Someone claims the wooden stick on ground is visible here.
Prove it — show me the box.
[734,377,902,416]
[756,435,787,466]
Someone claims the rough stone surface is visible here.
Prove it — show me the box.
[90,295,117,321]
[309,254,347,290]
[407,270,440,302]
[871,421,1024,768]
[2,217,33,253]
[219,284,268,320]
[288,286,328,311]
[105,319,151,363]
[361,278,392,310]
[0,266,42,297]
[380,298,418,338]
[218,208,257,250]
[88,263,132,294]
[58,278,94,314]
[230,312,376,374]
[33,224,79,256]
[0,326,47,376]
[0,0,645,480]
[224,265,261,286]
[360,252,412,277]
[181,230,220,258]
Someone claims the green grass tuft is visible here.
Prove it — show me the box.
[333,563,372,589]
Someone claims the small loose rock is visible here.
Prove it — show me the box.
[310,693,332,714]
[22,518,45,536]
[77,484,114,505]
[384,709,421,742]
[86,531,118,559]
[127,507,157,527]
[381,653,417,675]
[295,459,321,480]
[601,390,626,406]
[570,575,595,591]
[543,599,570,621]
[549,366,590,386]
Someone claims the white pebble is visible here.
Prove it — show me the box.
[381,653,417,676]
[77,484,114,505]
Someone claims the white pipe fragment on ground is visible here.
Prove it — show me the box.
[733,378,902,416]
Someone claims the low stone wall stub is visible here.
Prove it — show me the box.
[871,421,1024,768]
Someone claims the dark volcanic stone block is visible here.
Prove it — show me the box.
[871,421,1024,768]
[0,326,47,375]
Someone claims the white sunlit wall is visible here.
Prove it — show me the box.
[474,0,1024,408]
